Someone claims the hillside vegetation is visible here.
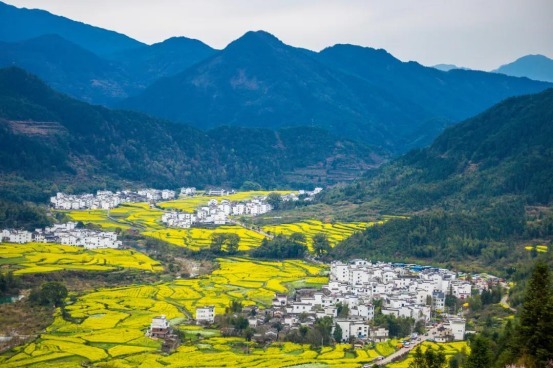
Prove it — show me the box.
[326,89,553,273]
[0,67,380,202]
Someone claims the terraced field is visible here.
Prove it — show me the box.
[0,258,331,367]
[143,226,266,251]
[262,220,378,250]
[387,341,470,368]
[0,243,163,274]
[67,200,374,253]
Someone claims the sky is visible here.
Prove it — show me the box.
[3,0,553,70]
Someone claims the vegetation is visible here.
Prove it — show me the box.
[0,258,330,367]
[250,234,308,259]
[0,242,163,274]
[0,67,378,201]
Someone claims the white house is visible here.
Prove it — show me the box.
[196,306,215,324]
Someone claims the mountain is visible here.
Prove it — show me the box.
[0,35,139,104]
[109,37,218,87]
[122,32,552,152]
[493,54,553,83]
[0,1,144,56]
[432,64,469,71]
[0,67,380,201]
[121,31,394,145]
[316,45,550,145]
[327,88,553,270]
[327,88,553,210]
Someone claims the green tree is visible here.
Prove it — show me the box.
[465,335,493,368]
[333,323,343,343]
[515,261,553,367]
[314,316,334,346]
[266,193,283,210]
[312,233,332,258]
[272,321,283,340]
[409,346,447,368]
[34,282,68,307]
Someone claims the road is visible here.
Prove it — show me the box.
[372,323,443,366]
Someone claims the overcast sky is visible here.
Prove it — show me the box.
[4,0,552,70]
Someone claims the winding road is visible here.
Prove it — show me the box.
[372,323,443,366]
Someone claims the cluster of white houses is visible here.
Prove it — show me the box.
[0,222,121,249]
[50,189,176,210]
[162,198,273,228]
[259,260,472,343]
[146,259,498,347]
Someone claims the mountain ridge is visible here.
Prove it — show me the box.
[0,67,381,201]
[0,1,144,56]
[122,31,552,153]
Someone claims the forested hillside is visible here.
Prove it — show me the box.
[0,67,381,202]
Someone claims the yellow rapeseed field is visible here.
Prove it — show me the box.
[0,258,334,367]
[262,220,378,250]
[0,243,163,274]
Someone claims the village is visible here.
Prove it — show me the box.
[0,222,121,249]
[146,259,499,350]
[161,188,323,227]
[49,188,180,210]
[161,198,273,227]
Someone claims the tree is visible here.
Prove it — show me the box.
[289,232,306,244]
[333,323,343,343]
[210,233,241,255]
[409,346,446,368]
[244,327,255,341]
[312,233,331,258]
[225,233,240,255]
[314,316,334,346]
[336,302,349,318]
[515,261,553,367]
[31,282,68,307]
[465,335,493,368]
[266,193,283,210]
[272,321,283,340]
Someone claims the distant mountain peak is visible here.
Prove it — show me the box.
[493,54,553,83]
[226,30,285,52]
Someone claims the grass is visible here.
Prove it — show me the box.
[0,243,163,274]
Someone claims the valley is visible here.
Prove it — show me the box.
[0,1,552,367]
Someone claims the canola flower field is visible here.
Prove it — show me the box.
[387,341,470,368]
[0,258,335,368]
[0,242,163,274]
[66,198,375,253]
[262,220,378,250]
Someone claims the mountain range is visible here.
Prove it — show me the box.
[327,87,553,268]
[0,67,380,201]
[493,54,553,83]
[1,1,551,154]
[326,87,553,210]
[121,31,551,152]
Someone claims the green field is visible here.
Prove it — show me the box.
[0,243,163,274]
